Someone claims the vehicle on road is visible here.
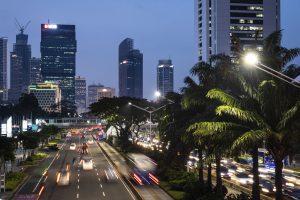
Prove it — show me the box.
[82,157,93,170]
[127,153,159,185]
[231,172,253,185]
[284,187,300,199]
[103,167,118,182]
[220,166,231,179]
[56,169,70,186]
[70,143,76,150]
[259,179,276,193]
[87,139,94,144]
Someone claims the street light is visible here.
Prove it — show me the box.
[128,101,173,137]
[243,52,300,88]
[154,91,175,104]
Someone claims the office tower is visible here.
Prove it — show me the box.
[29,57,42,84]
[97,87,115,100]
[9,31,31,103]
[0,37,8,102]
[75,76,86,114]
[195,0,280,61]
[87,84,104,107]
[157,59,174,96]
[119,38,143,98]
[28,82,61,112]
[41,24,77,104]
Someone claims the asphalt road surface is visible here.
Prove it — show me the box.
[39,135,136,200]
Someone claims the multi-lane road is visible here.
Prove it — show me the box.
[16,135,137,200]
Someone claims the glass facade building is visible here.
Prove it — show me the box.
[9,32,31,103]
[75,76,86,114]
[29,57,42,85]
[119,38,143,98]
[195,0,280,61]
[40,24,77,104]
[0,37,8,102]
[157,59,174,96]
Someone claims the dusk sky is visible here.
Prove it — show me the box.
[1,0,300,100]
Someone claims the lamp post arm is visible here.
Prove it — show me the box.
[254,64,300,88]
[129,103,151,114]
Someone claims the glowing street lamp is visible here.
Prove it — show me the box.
[243,52,300,88]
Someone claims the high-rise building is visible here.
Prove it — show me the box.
[119,38,143,98]
[157,59,174,96]
[75,76,86,114]
[195,0,280,61]
[0,37,8,102]
[41,24,77,104]
[97,87,115,100]
[28,82,61,112]
[9,31,31,103]
[87,84,104,107]
[29,57,42,84]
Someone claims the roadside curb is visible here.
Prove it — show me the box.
[95,141,143,200]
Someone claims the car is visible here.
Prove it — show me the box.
[232,172,253,185]
[82,158,93,170]
[47,144,59,151]
[103,167,118,182]
[70,143,76,150]
[260,179,276,193]
[284,188,300,200]
[56,169,70,186]
[87,139,94,144]
[220,166,231,179]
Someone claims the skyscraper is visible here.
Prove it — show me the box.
[195,0,280,61]
[0,37,8,102]
[75,76,86,114]
[87,84,104,107]
[157,59,174,96]
[119,38,143,98]
[9,31,31,103]
[41,24,77,104]
[97,87,115,100]
[29,57,42,85]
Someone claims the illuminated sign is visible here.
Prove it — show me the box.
[44,24,58,29]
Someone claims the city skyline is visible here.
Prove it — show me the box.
[0,0,299,99]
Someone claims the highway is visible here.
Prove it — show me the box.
[16,135,136,200]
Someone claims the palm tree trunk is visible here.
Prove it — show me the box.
[252,146,260,200]
[198,148,204,184]
[274,158,283,200]
[207,162,212,192]
[215,153,223,194]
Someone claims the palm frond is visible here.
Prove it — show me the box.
[263,30,282,53]
[232,130,268,150]
[215,106,270,130]
[188,122,247,133]
[234,73,259,101]
[281,47,300,66]
[277,101,300,130]
[206,89,241,108]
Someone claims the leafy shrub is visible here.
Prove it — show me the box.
[5,172,26,191]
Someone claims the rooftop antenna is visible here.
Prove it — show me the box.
[14,18,31,34]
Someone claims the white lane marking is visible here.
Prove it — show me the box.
[78,174,80,177]
[96,142,136,200]
[95,168,97,171]
[78,179,80,183]
[32,142,66,193]
[78,185,80,189]
[100,184,102,188]
[97,173,99,176]
[77,193,79,198]
[103,192,106,197]
[98,178,101,182]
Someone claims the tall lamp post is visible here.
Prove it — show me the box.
[128,93,174,137]
[243,52,300,88]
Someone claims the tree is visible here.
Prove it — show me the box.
[0,137,16,172]
[18,93,43,120]
[18,132,39,157]
[90,97,149,151]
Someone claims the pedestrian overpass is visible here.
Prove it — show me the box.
[43,117,104,128]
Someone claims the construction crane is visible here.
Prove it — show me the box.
[14,18,31,34]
